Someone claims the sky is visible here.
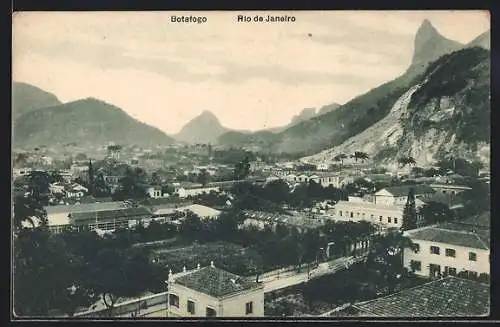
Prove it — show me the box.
[12,11,490,134]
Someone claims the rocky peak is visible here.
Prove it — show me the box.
[411,19,463,68]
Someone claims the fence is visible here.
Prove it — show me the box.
[74,292,168,318]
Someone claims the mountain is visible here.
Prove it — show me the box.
[466,30,490,50]
[291,108,317,125]
[174,110,229,144]
[12,82,62,120]
[217,103,341,145]
[13,98,175,148]
[217,20,464,155]
[317,103,341,116]
[303,46,490,167]
[408,19,463,73]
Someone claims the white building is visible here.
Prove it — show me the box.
[166,264,264,317]
[329,200,403,229]
[403,212,490,279]
[147,186,169,199]
[374,185,435,206]
[179,204,221,220]
[177,186,220,199]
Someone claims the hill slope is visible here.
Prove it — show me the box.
[303,47,490,167]
[174,110,229,144]
[216,20,463,154]
[13,98,175,148]
[12,82,62,120]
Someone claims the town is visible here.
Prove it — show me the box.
[13,142,490,318]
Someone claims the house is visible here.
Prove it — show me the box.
[13,168,33,179]
[329,200,403,229]
[429,183,472,196]
[166,264,264,317]
[341,276,489,317]
[316,163,330,171]
[65,183,89,198]
[374,185,435,206]
[70,207,153,232]
[403,212,490,279]
[147,186,168,199]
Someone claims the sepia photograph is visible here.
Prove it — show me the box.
[11,10,490,319]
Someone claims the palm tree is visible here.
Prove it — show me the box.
[397,156,416,179]
[334,153,347,166]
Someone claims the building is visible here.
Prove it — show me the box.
[403,212,490,279]
[374,185,435,206]
[329,200,403,229]
[166,264,264,317]
[13,167,33,179]
[44,201,150,233]
[176,186,220,198]
[342,276,489,317]
[70,207,153,232]
[147,186,169,199]
[429,183,472,196]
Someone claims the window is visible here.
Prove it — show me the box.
[445,266,457,276]
[206,307,216,317]
[413,243,420,253]
[430,246,440,255]
[394,217,398,224]
[445,248,456,258]
[410,260,421,272]
[187,300,195,314]
[169,294,179,308]
[350,212,353,218]
[387,217,392,223]
[339,210,342,217]
[370,214,374,219]
[379,216,383,222]
[469,252,477,261]
[245,301,253,315]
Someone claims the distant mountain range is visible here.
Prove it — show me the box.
[12,90,175,149]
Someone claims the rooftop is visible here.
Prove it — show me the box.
[334,200,403,211]
[378,184,435,197]
[44,201,127,215]
[405,224,490,250]
[353,277,489,317]
[181,204,221,218]
[173,266,262,298]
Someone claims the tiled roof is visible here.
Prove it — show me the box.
[353,277,489,317]
[182,204,221,218]
[174,266,262,298]
[456,212,490,229]
[405,225,489,250]
[70,207,152,224]
[380,185,435,197]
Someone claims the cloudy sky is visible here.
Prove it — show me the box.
[12,11,489,134]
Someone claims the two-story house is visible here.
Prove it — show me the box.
[403,212,490,279]
[166,264,264,317]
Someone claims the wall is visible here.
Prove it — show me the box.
[403,239,490,277]
[330,201,403,228]
[167,283,220,317]
[220,286,265,317]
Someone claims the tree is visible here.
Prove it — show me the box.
[13,195,48,231]
[196,169,210,186]
[234,156,250,180]
[27,171,51,203]
[334,153,347,166]
[263,180,290,205]
[398,156,416,178]
[419,201,454,225]
[401,188,418,231]
[88,160,94,195]
[180,212,203,241]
